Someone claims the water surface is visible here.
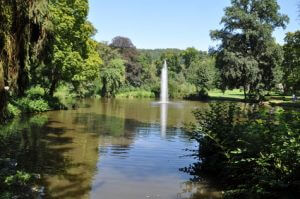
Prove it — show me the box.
[17,99,221,199]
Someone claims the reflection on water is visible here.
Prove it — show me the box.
[6,99,221,199]
[160,103,168,137]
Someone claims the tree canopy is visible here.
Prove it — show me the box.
[282,31,300,93]
[211,0,289,100]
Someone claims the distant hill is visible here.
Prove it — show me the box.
[138,48,183,60]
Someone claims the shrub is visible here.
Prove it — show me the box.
[25,86,45,99]
[186,103,300,198]
[16,98,50,113]
[169,80,196,99]
[6,103,21,118]
[116,89,155,98]
[54,84,76,107]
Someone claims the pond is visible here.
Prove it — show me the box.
[6,99,222,199]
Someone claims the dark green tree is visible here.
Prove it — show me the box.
[282,31,300,93]
[211,0,289,100]
[110,36,142,87]
[181,47,200,68]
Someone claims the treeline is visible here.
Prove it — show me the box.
[1,0,300,122]
[98,37,218,99]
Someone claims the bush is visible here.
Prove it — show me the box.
[116,89,155,98]
[186,103,300,198]
[54,84,76,107]
[16,98,50,113]
[169,80,196,99]
[6,103,21,118]
[25,86,45,99]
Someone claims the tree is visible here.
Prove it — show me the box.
[181,47,200,68]
[282,31,300,93]
[0,0,49,121]
[160,51,183,74]
[44,0,101,96]
[100,58,125,97]
[186,58,216,96]
[110,36,142,87]
[138,52,159,88]
[211,0,289,100]
[110,36,135,49]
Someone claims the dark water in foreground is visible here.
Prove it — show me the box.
[12,99,222,199]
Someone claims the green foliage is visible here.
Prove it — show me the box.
[16,98,50,113]
[211,0,289,100]
[138,53,159,88]
[25,86,45,99]
[40,0,102,96]
[138,48,183,61]
[53,84,76,107]
[100,58,126,97]
[168,73,197,99]
[6,104,21,119]
[282,31,300,94]
[0,0,50,121]
[116,88,155,98]
[4,171,33,187]
[110,36,142,87]
[160,50,183,74]
[187,103,300,198]
[186,57,216,95]
[181,47,207,68]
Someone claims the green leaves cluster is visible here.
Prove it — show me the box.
[189,103,300,198]
[100,58,126,97]
[44,0,102,96]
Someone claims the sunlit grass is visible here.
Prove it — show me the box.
[208,89,245,100]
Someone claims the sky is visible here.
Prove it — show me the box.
[88,0,299,51]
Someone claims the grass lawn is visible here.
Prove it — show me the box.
[208,89,245,101]
[208,89,300,108]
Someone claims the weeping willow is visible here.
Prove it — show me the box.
[0,0,50,121]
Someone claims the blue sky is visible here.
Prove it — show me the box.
[88,0,299,51]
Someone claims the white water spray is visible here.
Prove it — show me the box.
[160,60,168,103]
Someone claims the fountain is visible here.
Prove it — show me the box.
[160,60,168,103]
[159,60,168,137]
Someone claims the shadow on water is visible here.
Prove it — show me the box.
[1,114,99,199]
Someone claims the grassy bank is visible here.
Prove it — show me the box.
[116,89,155,99]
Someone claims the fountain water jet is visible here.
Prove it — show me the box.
[160,60,168,103]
